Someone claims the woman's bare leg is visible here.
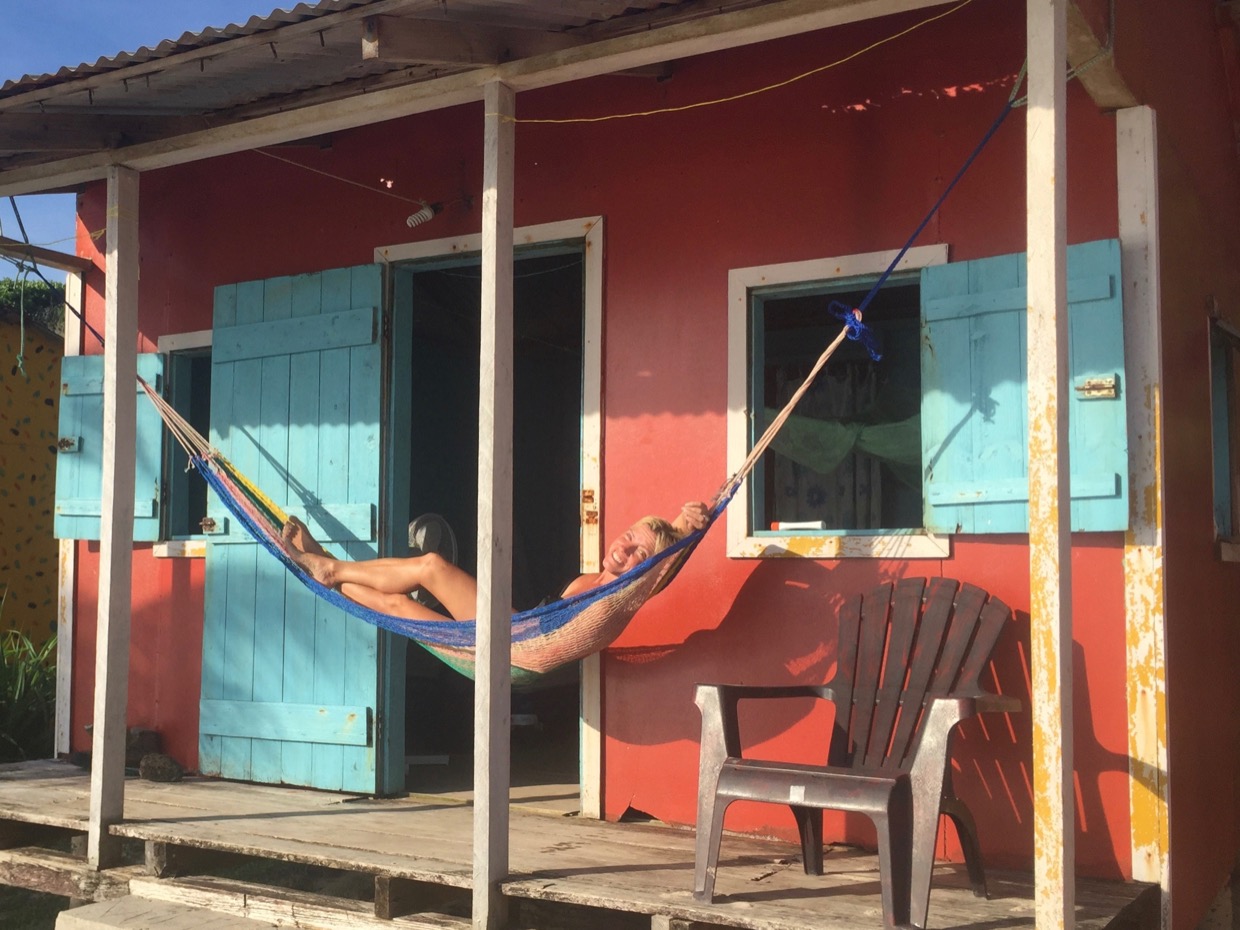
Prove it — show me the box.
[287,545,481,621]
[339,583,453,622]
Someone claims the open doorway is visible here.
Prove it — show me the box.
[396,246,585,807]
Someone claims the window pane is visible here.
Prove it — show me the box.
[166,350,212,538]
[756,282,921,531]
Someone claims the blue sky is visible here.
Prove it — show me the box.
[1,1,277,281]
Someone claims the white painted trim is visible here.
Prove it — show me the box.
[1025,2,1074,925]
[55,272,83,758]
[152,540,207,559]
[725,244,948,560]
[473,80,515,930]
[377,216,606,818]
[90,166,139,867]
[376,216,603,265]
[1117,105,1171,925]
[156,329,212,353]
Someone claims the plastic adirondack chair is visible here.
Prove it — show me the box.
[693,577,1020,929]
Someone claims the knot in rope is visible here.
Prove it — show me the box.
[829,302,882,361]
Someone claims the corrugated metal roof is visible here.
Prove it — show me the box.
[0,0,765,183]
[1,1,372,93]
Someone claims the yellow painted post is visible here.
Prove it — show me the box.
[1027,1,1074,927]
[1117,105,1171,926]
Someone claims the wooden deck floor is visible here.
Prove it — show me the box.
[0,760,1155,930]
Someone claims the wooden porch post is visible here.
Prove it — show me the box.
[1117,105,1171,928]
[1027,1,1074,926]
[56,272,83,758]
[474,79,515,930]
[88,165,139,868]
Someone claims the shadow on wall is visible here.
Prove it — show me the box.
[606,565,1141,878]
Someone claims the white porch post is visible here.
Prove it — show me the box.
[474,79,515,930]
[55,271,84,758]
[88,165,139,868]
[1117,105,1171,928]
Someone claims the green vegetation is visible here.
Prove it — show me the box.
[0,617,57,763]
[0,277,66,337]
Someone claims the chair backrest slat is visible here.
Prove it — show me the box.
[827,593,865,764]
[887,577,959,767]
[955,595,1011,692]
[928,582,988,695]
[862,578,924,768]
[847,583,895,764]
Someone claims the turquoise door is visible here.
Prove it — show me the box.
[199,264,402,793]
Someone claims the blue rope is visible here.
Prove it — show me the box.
[853,93,1016,319]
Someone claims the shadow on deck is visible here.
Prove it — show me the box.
[0,760,1157,930]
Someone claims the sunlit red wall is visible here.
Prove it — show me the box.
[68,1,1240,901]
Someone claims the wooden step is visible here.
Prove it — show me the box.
[57,895,279,929]
[0,846,143,902]
[127,874,471,930]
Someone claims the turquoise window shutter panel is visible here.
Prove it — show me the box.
[54,354,165,541]
[920,238,1127,533]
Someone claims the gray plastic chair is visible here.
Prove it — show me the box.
[693,577,1020,929]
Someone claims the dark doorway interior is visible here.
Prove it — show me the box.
[400,249,585,800]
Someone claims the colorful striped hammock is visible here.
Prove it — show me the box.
[139,308,866,681]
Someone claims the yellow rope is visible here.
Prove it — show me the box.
[492,0,978,125]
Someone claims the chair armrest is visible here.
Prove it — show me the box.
[924,691,1021,723]
[695,683,834,760]
[976,693,1021,715]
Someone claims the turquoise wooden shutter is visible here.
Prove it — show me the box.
[921,238,1126,533]
[54,354,165,541]
[200,264,390,794]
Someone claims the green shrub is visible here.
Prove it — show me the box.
[0,624,57,763]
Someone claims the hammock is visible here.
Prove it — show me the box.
[140,309,855,682]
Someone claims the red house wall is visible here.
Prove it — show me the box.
[70,0,1218,892]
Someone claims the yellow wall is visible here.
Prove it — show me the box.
[0,321,60,644]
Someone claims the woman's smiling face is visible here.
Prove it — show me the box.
[603,523,659,575]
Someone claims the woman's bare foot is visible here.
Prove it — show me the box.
[281,516,331,558]
[284,543,338,587]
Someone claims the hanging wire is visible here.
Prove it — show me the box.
[14,264,29,378]
[4,197,104,349]
[494,0,981,125]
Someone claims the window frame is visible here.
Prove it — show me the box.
[152,328,212,559]
[726,244,951,560]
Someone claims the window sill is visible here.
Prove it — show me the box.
[152,540,207,559]
[1219,538,1240,563]
[728,531,950,560]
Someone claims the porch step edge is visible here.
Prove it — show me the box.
[57,895,279,930]
[128,874,471,930]
[0,846,143,901]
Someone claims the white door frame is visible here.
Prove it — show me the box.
[376,216,605,816]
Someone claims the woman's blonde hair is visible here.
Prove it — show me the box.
[636,515,684,555]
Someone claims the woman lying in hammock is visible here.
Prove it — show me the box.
[280,501,710,623]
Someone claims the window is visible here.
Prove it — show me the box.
[53,329,212,556]
[1210,317,1240,559]
[163,347,212,539]
[752,280,922,533]
[726,239,1129,559]
[727,245,950,559]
